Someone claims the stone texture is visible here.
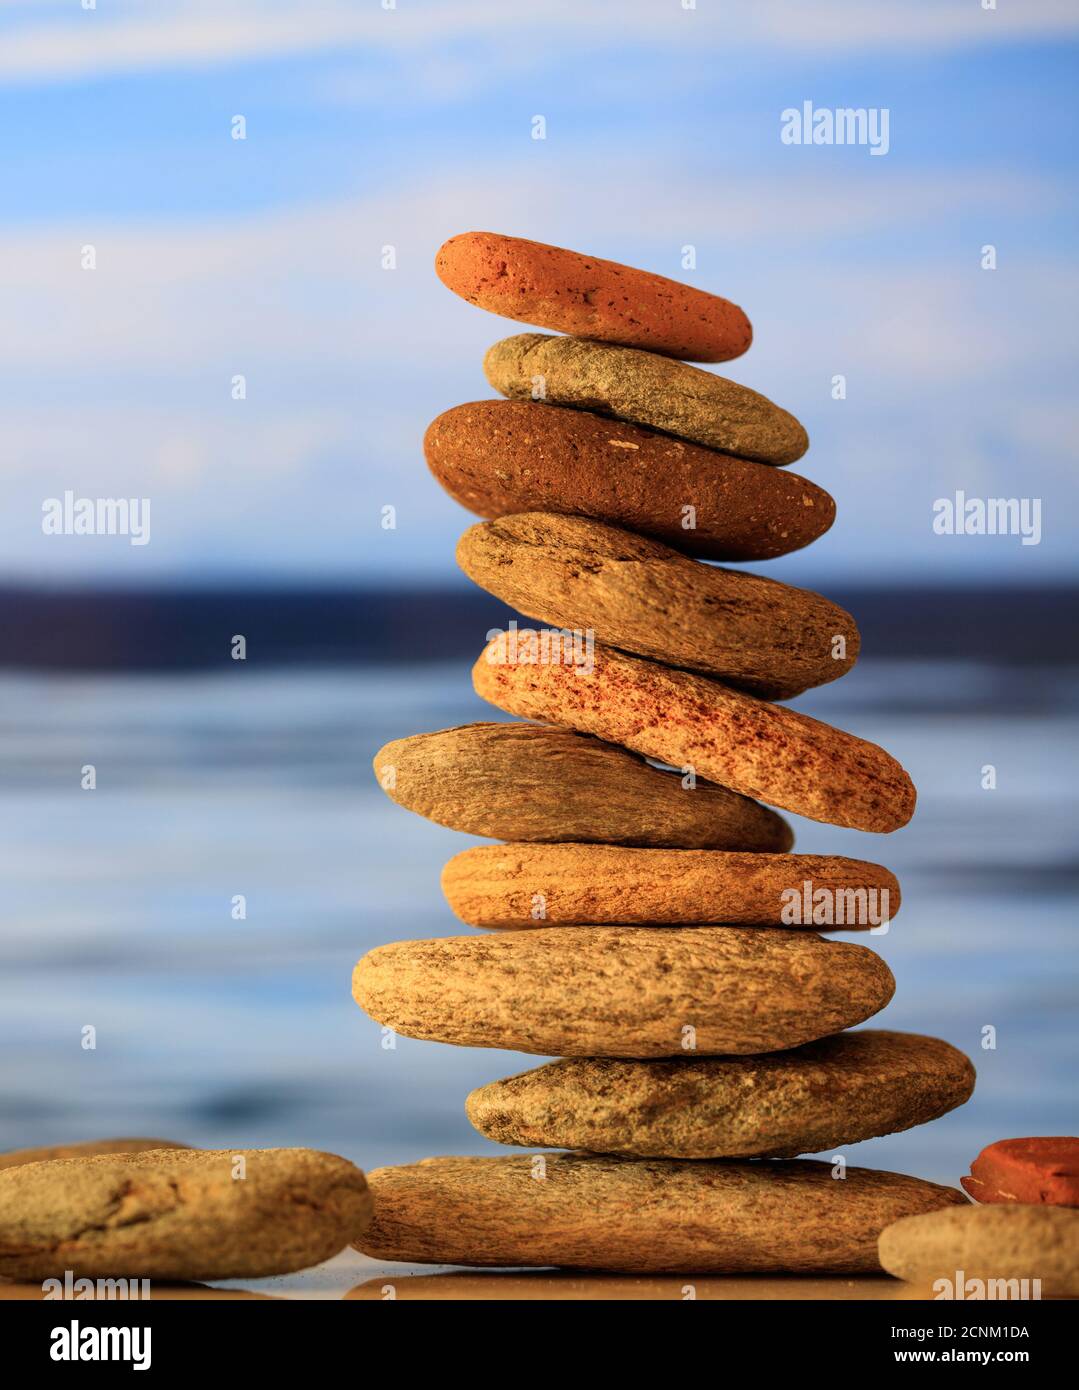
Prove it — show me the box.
[961,1137,1079,1207]
[485,333,807,464]
[435,231,753,362]
[0,1138,189,1171]
[879,1204,1079,1297]
[473,634,916,834]
[374,722,793,851]
[357,1153,966,1273]
[425,401,834,562]
[0,1148,373,1281]
[441,844,900,929]
[352,926,895,1057]
[466,1031,975,1158]
[457,513,858,699]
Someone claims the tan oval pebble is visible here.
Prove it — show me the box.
[0,1147,373,1281]
[473,634,916,833]
[485,333,808,464]
[0,1137,189,1171]
[375,723,792,851]
[442,844,899,929]
[352,926,895,1057]
[435,231,752,362]
[356,1153,966,1273]
[466,1031,975,1158]
[425,401,833,562]
[879,1204,1079,1297]
[457,513,858,699]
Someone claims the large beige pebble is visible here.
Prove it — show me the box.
[441,843,899,929]
[353,926,895,1057]
[879,1204,1079,1297]
[375,722,792,851]
[466,1031,975,1158]
[0,1148,373,1281]
[357,1153,967,1273]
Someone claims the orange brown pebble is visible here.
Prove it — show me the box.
[961,1137,1079,1206]
[425,401,834,562]
[441,844,900,930]
[435,231,753,363]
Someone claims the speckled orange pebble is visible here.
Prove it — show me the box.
[473,636,917,834]
[435,231,753,362]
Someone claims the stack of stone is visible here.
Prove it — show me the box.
[354,232,975,1275]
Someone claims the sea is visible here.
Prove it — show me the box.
[1,654,1075,1191]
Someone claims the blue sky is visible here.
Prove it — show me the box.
[1,0,1077,586]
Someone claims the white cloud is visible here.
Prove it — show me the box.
[0,150,1074,579]
[0,0,1075,87]
[0,400,377,580]
[0,404,352,487]
[0,162,1065,372]
[744,0,1079,51]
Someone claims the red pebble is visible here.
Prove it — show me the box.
[435,232,753,363]
[961,1137,1079,1206]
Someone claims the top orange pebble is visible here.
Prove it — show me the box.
[435,231,753,363]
